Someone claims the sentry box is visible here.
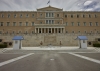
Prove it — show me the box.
[12,36,24,50]
[76,36,88,49]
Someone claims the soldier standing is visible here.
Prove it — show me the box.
[60,41,61,48]
[40,41,43,48]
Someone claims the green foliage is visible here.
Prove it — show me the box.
[93,43,100,48]
[0,44,7,48]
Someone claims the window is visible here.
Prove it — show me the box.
[57,14,59,17]
[83,14,85,18]
[25,31,28,34]
[0,22,3,26]
[85,31,87,33]
[7,22,10,26]
[89,14,91,18]
[40,22,42,24]
[19,22,22,26]
[52,13,54,17]
[0,31,2,34]
[46,13,48,17]
[52,20,54,24]
[90,22,92,26]
[95,22,98,26]
[58,22,60,24]
[19,31,21,34]
[14,14,16,18]
[40,14,42,17]
[20,14,22,18]
[46,20,48,24]
[83,40,85,43]
[32,14,34,18]
[1,14,4,18]
[12,31,15,34]
[13,22,16,26]
[65,15,67,18]
[90,31,92,33]
[48,20,50,24]
[72,22,74,26]
[77,15,79,18]
[15,41,18,44]
[26,22,28,26]
[8,14,10,18]
[26,14,28,17]
[46,20,54,24]
[95,14,97,18]
[96,31,99,34]
[77,22,80,26]
[72,31,74,33]
[83,22,86,26]
[49,13,50,17]
[71,15,73,18]
[78,31,80,33]
[66,22,68,26]
[6,31,8,34]
[32,22,34,26]
[46,12,54,17]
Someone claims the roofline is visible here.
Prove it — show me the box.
[0,11,100,13]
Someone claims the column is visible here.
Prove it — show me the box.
[64,28,65,33]
[63,28,65,33]
[54,28,55,33]
[51,28,52,33]
[48,28,49,33]
[41,28,42,33]
[61,28,62,33]
[44,28,46,33]
[42,28,44,33]
[62,28,63,33]
[48,13,49,17]
[57,28,59,33]
[38,28,39,33]
[35,28,36,33]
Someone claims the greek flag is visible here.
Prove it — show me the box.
[47,0,50,4]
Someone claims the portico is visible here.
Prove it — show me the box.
[35,27,65,33]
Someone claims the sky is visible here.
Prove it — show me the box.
[0,0,100,11]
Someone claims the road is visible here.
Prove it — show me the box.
[0,50,100,71]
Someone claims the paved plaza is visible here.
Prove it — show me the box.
[0,46,100,71]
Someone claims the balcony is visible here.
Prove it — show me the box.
[34,24,66,27]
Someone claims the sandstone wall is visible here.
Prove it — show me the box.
[0,34,100,47]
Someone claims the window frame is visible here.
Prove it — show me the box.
[7,22,10,26]
[26,22,28,26]
[13,22,16,26]
[19,22,22,26]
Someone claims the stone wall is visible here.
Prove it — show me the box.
[0,34,100,47]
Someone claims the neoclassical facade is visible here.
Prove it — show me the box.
[0,6,100,47]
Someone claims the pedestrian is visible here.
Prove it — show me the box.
[40,41,43,48]
[60,41,61,48]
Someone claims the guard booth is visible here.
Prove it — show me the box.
[76,36,88,49]
[12,36,24,50]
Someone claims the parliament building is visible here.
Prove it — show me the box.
[0,6,100,47]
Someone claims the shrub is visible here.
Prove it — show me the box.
[93,43,100,48]
[0,44,7,48]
